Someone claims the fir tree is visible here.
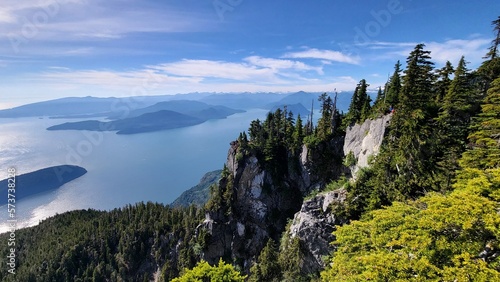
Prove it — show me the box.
[316,93,334,141]
[249,240,281,282]
[385,60,402,108]
[435,60,454,103]
[435,56,476,189]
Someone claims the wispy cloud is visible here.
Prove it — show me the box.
[0,0,215,55]
[244,56,323,74]
[283,48,361,64]
[363,38,490,66]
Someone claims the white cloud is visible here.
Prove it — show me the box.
[150,59,278,82]
[364,38,490,66]
[244,56,323,74]
[0,0,214,43]
[425,38,490,66]
[283,48,360,64]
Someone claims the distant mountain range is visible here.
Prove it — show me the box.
[0,92,355,135]
[47,100,245,134]
[0,91,354,119]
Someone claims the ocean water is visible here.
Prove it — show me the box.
[0,109,268,233]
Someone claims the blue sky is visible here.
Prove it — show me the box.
[0,0,498,109]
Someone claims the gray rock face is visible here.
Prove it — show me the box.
[289,189,347,274]
[200,141,316,270]
[343,114,392,177]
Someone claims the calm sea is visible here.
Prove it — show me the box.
[0,109,268,232]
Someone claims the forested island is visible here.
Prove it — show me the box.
[0,165,87,205]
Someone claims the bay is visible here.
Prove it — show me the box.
[0,109,268,232]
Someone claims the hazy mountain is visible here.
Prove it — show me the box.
[270,103,310,116]
[47,110,205,134]
[200,92,286,109]
[266,91,354,113]
[107,100,244,120]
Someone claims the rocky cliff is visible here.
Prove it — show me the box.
[288,189,347,274]
[199,140,317,269]
[343,114,392,178]
[284,114,392,275]
[199,114,391,275]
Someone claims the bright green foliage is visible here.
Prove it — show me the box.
[321,189,500,281]
[172,259,246,282]
[455,76,500,201]
[249,240,281,282]
[459,77,500,171]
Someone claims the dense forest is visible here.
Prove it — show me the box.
[1,16,500,281]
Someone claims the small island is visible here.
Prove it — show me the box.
[0,165,87,205]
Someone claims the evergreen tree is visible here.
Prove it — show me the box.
[435,56,476,189]
[316,93,334,141]
[249,240,281,282]
[292,114,304,152]
[385,60,402,108]
[435,60,454,103]
[344,84,360,126]
[388,44,436,196]
[458,76,500,172]
[344,79,370,126]
[478,16,500,89]
[279,236,305,282]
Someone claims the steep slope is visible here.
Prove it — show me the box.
[171,170,222,208]
[343,114,392,177]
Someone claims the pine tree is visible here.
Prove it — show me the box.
[344,79,370,126]
[292,114,304,151]
[435,56,476,189]
[249,240,281,282]
[385,60,402,108]
[364,44,437,207]
[435,61,454,103]
[478,16,500,88]
[459,76,500,171]
[316,93,333,141]
[344,85,360,126]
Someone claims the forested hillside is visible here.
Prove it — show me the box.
[1,17,499,282]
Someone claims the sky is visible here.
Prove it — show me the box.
[0,0,498,109]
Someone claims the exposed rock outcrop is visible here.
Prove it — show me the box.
[288,189,348,274]
[343,114,392,177]
[199,140,331,270]
[199,114,391,275]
